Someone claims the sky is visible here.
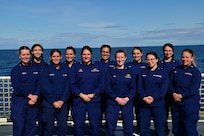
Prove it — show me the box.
[0,0,204,49]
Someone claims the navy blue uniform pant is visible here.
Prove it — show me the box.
[139,105,166,136]
[72,101,101,136]
[105,101,134,136]
[134,96,140,128]
[164,91,173,135]
[40,104,68,136]
[171,103,199,136]
[11,103,38,136]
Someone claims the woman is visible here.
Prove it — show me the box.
[10,46,41,136]
[41,49,70,136]
[94,44,116,124]
[31,44,47,136]
[70,45,104,136]
[159,43,180,135]
[94,44,115,71]
[160,43,180,74]
[31,43,47,70]
[169,49,201,136]
[138,51,169,136]
[63,46,78,69]
[127,46,147,70]
[63,46,78,120]
[105,50,136,136]
[126,46,147,132]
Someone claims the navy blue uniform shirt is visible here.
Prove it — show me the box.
[70,62,104,103]
[11,62,41,104]
[126,60,147,71]
[42,63,70,108]
[94,59,116,73]
[169,64,201,105]
[105,66,136,104]
[126,60,147,80]
[138,66,169,106]
[159,59,180,76]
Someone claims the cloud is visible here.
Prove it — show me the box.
[0,26,204,49]
[196,22,204,26]
[0,38,22,49]
[79,22,122,29]
[138,27,204,39]
[165,23,175,25]
[49,26,204,47]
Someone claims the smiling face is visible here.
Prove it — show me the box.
[50,51,62,65]
[19,49,31,65]
[163,45,174,60]
[146,54,158,70]
[32,45,43,59]
[82,49,92,64]
[181,51,193,68]
[132,48,142,63]
[101,47,111,62]
[116,51,126,68]
[65,49,75,62]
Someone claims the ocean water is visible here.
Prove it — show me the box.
[0,45,204,76]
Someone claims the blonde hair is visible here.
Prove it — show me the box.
[182,49,196,67]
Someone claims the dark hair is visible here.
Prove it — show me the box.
[81,45,92,56]
[50,49,61,56]
[50,49,62,64]
[182,49,196,66]
[18,46,30,55]
[146,51,159,60]
[65,46,76,55]
[115,49,127,59]
[31,43,44,52]
[132,46,143,54]
[31,43,44,62]
[100,44,111,53]
[162,43,175,60]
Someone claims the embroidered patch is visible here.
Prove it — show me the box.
[91,68,99,72]
[125,74,131,78]
[153,74,162,78]
[78,69,83,72]
[140,66,146,69]
[49,73,55,76]
[185,72,192,76]
[109,65,115,68]
[33,71,38,75]
[62,74,68,76]
[142,74,147,77]
[22,72,27,75]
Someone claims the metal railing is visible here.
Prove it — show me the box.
[0,75,204,120]
[0,76,12,118]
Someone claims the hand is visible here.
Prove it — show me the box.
[53,101,60,108]
[115,97,124,105]
[57,100,64,107]
[28,94,38,103]
[123,97,130,104]
[143,96,154,104]
[115,97,129,106]
[173,93,182,102]
[79,93,91,102]
[53,100,64,109]
[87,93,95,99]
[28,100,36,105]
